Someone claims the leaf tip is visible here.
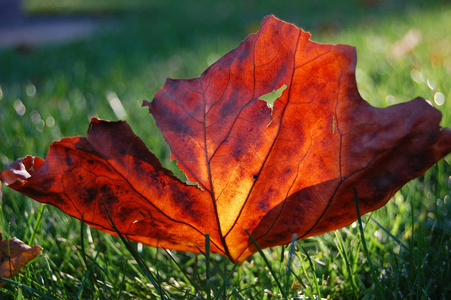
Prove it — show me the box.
[0,156,44,186]
[142,100,151,107]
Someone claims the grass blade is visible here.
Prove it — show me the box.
[370,217,410,253]
[99,196,168,299]
[353,187,384,298]
[300,245,322,298]
[0,277,57,300]
[244,229,287,299]
[285,233,297,297]
[162,247,201,293]
[79,214,102,298]
[205,233,211,300]
[334,230,359,297]
[75,250,100,299]
[28,204,45,245]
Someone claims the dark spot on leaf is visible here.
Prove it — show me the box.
[40,177,55,190]
[81,188,97,203]
[66,154,73,166]
[219,97,237,118]
[259,200,269,211]
[100,184,119,207]
[169,119,192,134]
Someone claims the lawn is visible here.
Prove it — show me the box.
[1,0,451,299]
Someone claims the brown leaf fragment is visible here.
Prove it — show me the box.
[0,236,42,287]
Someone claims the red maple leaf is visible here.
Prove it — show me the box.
[1,15,451,262]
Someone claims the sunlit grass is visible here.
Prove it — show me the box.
[1,1,451,298]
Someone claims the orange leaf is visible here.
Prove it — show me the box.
[0,235,42,287]
[1,15,451,262]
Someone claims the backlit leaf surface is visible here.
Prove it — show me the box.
[1,15,451,262]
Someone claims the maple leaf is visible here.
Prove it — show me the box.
[0,232,42,287]
[1,15,451,262]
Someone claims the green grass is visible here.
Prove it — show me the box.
[1,0,451,298]
[24,0,154,14]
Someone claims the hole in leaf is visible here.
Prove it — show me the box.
[259,85,287,110]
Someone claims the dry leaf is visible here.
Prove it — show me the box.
[1,15,450,262]
[0,236,42,287]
